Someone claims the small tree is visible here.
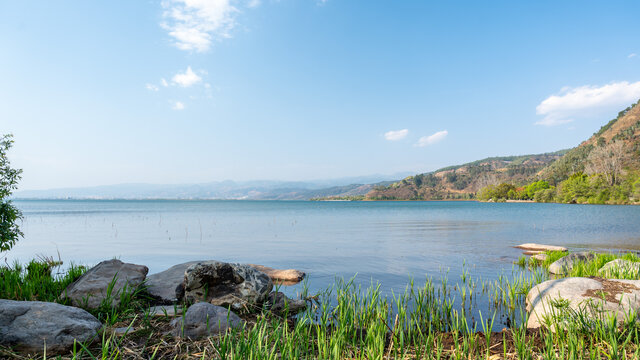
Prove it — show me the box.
[1,134,23,252]
[585,140,627,186]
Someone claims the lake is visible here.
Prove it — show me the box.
[6,200,640,298]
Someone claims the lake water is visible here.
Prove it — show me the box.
[6,200,640,299]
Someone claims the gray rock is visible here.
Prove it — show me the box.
[599,259,640,278]
[0,299,102,355]
[548,252,595,275]
[61,259,148,309]
[146,261,203,303]
[265,292,307,315]
[184,261,272,313]
[171,302,244,339]
[148,305,183,317]
[525,277,640,329]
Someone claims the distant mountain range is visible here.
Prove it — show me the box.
[13,173,410,200]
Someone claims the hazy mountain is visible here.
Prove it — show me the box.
[13,173,412,200]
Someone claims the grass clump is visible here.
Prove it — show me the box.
[0,258,86,303]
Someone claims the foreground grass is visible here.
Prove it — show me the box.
[2,255,640,359]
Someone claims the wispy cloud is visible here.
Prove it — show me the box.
[161,0,238,53]
[629,53,637,59]
[146,84,160,91]
[415,130,448,147]
[172,101,185,110]
[247,0,261,8]
[161,78,169,87]
[172,66,202,87]
[384,129,409,141]
[535,81,640,126]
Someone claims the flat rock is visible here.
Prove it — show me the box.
[548,252,595,275]
[171,302,244,339]
[146,261,203,304]
[0,299,102,355]
[148,305,183,317]
[526,277,640,329]
[515,243,568,252]
[599,259,640,278]
[61,259,148,309]
[248,264,306,285]
[184,261,273,313]
[264,292,307,316]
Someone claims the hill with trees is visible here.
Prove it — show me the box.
[366,100,640,203]
[365,151,566,200]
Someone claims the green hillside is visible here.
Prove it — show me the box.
[366,100,640,203]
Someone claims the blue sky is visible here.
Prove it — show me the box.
[1,1,639,190]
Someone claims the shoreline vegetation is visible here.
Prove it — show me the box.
[3,248,640,359]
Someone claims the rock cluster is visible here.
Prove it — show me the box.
[1,258,307,354]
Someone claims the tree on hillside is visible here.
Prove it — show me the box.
[0,134,23,252]
[585,140,628,186]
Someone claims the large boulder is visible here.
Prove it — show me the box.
[248,264,306,285]
[525,277,640,329]
[146,261,202,304]
[171,302,244,339]
[0,299,102,355]
[264,292,307,316]
[515,243,568,252]
[184,261,272,312]
[61,259,148,309]
[548,252,595,275]
[599,259,640,278]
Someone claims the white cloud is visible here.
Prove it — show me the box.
[629,53,637,59]
[161,0,238,53]
[172,66,202,87]
[415,130,448,147]
[172,101,185,110]
[146,84,160,91]
[384,129,409,141]
[535,81,640,126]
[161,78,169,87]
[247,0,261,8]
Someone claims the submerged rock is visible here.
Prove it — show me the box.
[599,259,640,278]
[264,292,307,316]
[548,252,595,275]
[61,259,148,309]
[248,264,306,285]
[171,302,244,339]
[146,261,203,304]
[184,261,272,312]
[526,277,640,329]
[0,299,102,355]
[515,243,568,252]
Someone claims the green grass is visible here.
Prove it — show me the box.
[0,258,86,303]
[3,257,640,359]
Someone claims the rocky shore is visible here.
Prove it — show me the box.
[0,259,307,355]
